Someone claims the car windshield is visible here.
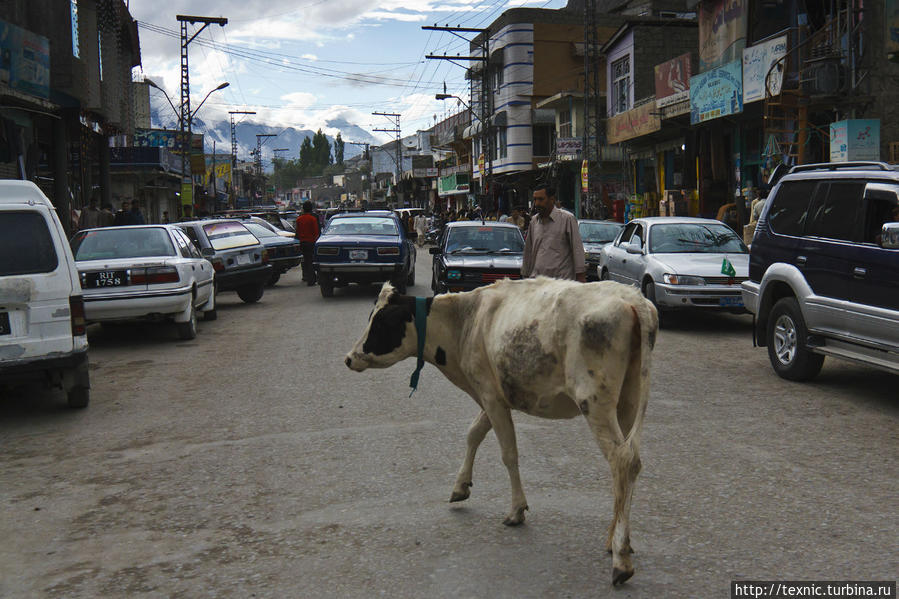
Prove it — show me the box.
[649,223,748,254]
[202,222,259,250]
[244,222,279,239]
[71,227,176,260]
[324,217,398,236]
[445,226,525,254]
[579,222,623,243]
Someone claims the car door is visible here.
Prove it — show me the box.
[619,222,648,287]
[846,182,899,349]
[172,229,213,304]
[797,180,864,337]
[605,222,637,283]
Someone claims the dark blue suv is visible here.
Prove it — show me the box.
[742,162,899,380]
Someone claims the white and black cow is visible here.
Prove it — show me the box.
[345,276,658,585]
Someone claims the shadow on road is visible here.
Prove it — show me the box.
[660,310,753,334]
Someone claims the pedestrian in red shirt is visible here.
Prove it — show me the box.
[295,200,320,286]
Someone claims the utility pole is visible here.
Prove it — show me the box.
[346,141,372,205]
[176,15,227,217]
[582,0,604,219]
[228,110,255,210]
[423,25,490,212]
[373,112,402,207]
[255,134,276,177]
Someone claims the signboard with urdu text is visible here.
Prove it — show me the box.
[830,120,880,162]
[607,102,661,144]
[0,20,50,99]
[742,35,787,104]
[698,0,747,72]
[690,60,743,124]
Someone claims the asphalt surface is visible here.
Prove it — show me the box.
[1,248,897,598]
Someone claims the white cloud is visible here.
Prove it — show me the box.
[302,54,318,61]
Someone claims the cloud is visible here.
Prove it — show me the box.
[301,54,318,60]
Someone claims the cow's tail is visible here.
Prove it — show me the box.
[623,300,657,447]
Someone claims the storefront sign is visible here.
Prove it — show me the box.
[830,119,880,162]
[134,129,189,153]
[0,20,50,99]
[205,155,232,185]
[698,0,747,72]
[690,60,743,124]
[557,137,583,154]
[889,0,899,60]
[439,172,470,197]
[607,102,661,144]
[581,160,589,193]
[742,35,787,104]
[477,154,485,180]
[655,53,691,108]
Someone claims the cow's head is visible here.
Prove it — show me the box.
[345,282,422,371]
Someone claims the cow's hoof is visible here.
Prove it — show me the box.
[612,567,634,586]
[449,482,472,503]
[502,505,528,526]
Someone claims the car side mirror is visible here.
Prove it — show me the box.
[201,247,215,258]
[882,222,899,249]
[625,241,643,255]
[429,247,440,255]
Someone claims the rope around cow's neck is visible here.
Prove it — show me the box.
[409,296,427,396]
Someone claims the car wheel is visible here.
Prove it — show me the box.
[66,386,90,409]
[320,283,334,298]
[177,302,198,340]
[766,297,825,381]
[643,279,665,326]
[266,272,281,287]
[600,268,610,281]
[406,263,416,286]
[237,284,265,304]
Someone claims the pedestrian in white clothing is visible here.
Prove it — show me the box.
[414,213,428,247]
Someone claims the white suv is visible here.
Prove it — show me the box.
[0,181,90,408]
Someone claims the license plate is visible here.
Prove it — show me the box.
[237,254,251,265]
[87,270,126,288]
[349,250,368,260]
[0,312,10,335]
[720,296,743,307]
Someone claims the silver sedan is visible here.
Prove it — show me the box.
[598,217,749,312]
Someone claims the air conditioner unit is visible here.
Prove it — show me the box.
[802,59,845,96]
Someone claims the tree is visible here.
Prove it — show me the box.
[335,133,345,166]
[312,129,332,171]
[299,137,314,176]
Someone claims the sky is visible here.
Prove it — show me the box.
[130,0,569,155]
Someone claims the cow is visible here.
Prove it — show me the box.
[344,276,658,585]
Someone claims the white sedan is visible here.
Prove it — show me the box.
[70,225,216,340]
[599,217,750,313]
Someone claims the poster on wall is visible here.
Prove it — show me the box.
[742,35,787,104]
[830,120,880,162]
[0,20,50,99]
[690,60,743,124]
[655,53,691,108]
[698,0,747,72]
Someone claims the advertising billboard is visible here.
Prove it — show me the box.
[690,60,743,124]
[698,0,747,72]
[0,20,50,99]
[742,35,787,104]
[655,53,691,108]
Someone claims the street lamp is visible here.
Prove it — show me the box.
[435,93,479,121]
[144,79,229,128]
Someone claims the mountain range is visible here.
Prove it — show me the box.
[149,104,375,172]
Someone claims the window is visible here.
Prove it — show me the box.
[612,56,631,115]
[805,181,864,242]
[493,127,507,160]
[559,109,572,138]
[533,124,552,157]
[492,66,504,92]
[71,0,80,58]
[0,212,58,275]
[767,181,818,237]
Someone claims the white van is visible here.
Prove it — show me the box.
[0,181,90,408]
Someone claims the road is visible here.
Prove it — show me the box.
[1,249,897,598]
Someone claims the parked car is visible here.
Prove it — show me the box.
[0,181,90,408]
[241,221,302,286]
[599,217,749,314]
[579,219,625,281]
[177,219,272,304]
[70,225,216,339]
[742,161,899,381]
[314,210,417,297]
[430,221,525,294]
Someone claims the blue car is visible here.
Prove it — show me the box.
[314,210,417,297]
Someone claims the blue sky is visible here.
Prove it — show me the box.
[131,0,568,152]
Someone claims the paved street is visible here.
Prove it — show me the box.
[1,250,897,598]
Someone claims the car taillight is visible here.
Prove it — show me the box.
[317,246,339,256]
[131,266,180,284]
[377,247,400,255]
[261,249,269,264]
[69,295,86,336]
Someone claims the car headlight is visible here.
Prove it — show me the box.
[662,273,705,285]
[447,270,462,280]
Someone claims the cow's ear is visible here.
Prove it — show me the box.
[378,281,396,304]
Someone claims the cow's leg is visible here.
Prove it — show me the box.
[581,385,639,585]
[482,401,528,526]
[450,410,492,502]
